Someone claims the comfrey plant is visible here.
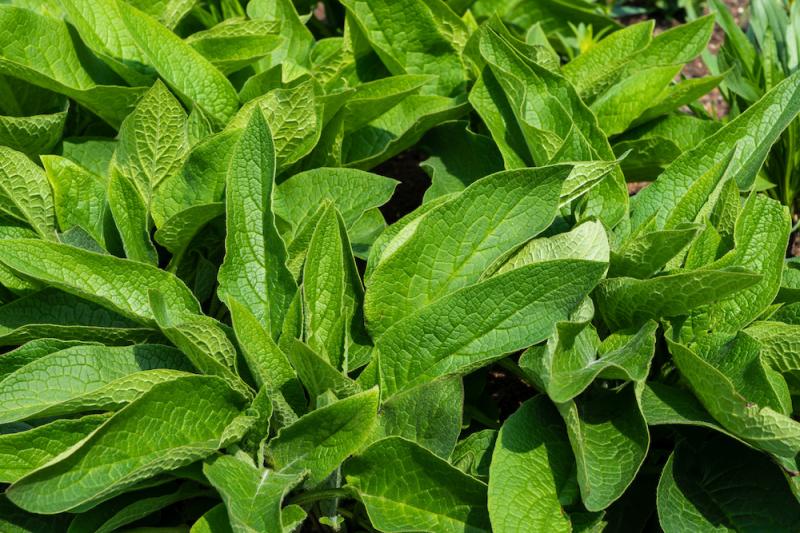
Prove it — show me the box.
[0,0,799,532]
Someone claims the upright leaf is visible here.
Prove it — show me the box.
[218,110,297,340]
[488,396,573,533]
[204,454,305,533]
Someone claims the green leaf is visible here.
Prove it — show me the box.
[66,482,209,533]
[609,224,701,279]
[420,120,505,201]
[345,436,491,533]
[0,146,56,239]
[632,69,800,229]
[488,396,572,533]
[684,194,791,335]
[186,19,282,75]
[0,495,70,533]
[151,130,239,227]
[58,0,155,86]
[562,21,653,102]
[451,429,496,481]
[657,435,800,532]
[266,388,379,486]
[0,289,158,346]
[342,74,431,132]
[477,23,628,227]
[342,94,467,169]
[117,0,239,126]
[640,382,734,436]
[107,170,158,265]
[596,268,762,330]
[273,167,397,238]
[228,298,305,419]
[591,65,682,135]
[153,202,225,258]
[523,320,658,404]
[489,219,610,277]
[667,332,800,471]
[284,338,360,403]
[746,321,800,373]
[6,375,250,514]
[0,106,67,158]
[0,343,192,424]
[0,414,109,483]
[303,204,350,368]
[111,80,189,200]
[149,291,252,400]
[557,385,650,511]
[203,454,305,533]
[42,155,107,246]
[60,138,117,178]
[377,258,607,397]
[228,80,322,170]
[0,5,145,128]
[341,0,469,97]
[0,338,85,378]
[217,109,296,340]
[365,164,571,336]
[373,377,463,459]
[191,504,233,533]
[0,239,201,325]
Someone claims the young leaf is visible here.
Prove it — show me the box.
[111,80,189,200]
[107,170,158,265]
[204,454,305,533]
[0,146,56,240]
[42,156,107,246]
[217,109,296,340]
[266,388,379,486]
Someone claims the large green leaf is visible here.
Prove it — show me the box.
[0,5,144,127]
[6,376,251,513]
[657,435,800,532]
[365,164,572,336]
[345,437,491,533]
[116,0,239,126]
[0,414,109,483]
[0,343,192,423]
[0,239,201,325]
[377,258,607,397]
[488,396,572,533]
[341,0,469,97]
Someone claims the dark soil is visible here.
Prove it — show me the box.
[374,150,430,224]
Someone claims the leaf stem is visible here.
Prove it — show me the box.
[287,488,353,507]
